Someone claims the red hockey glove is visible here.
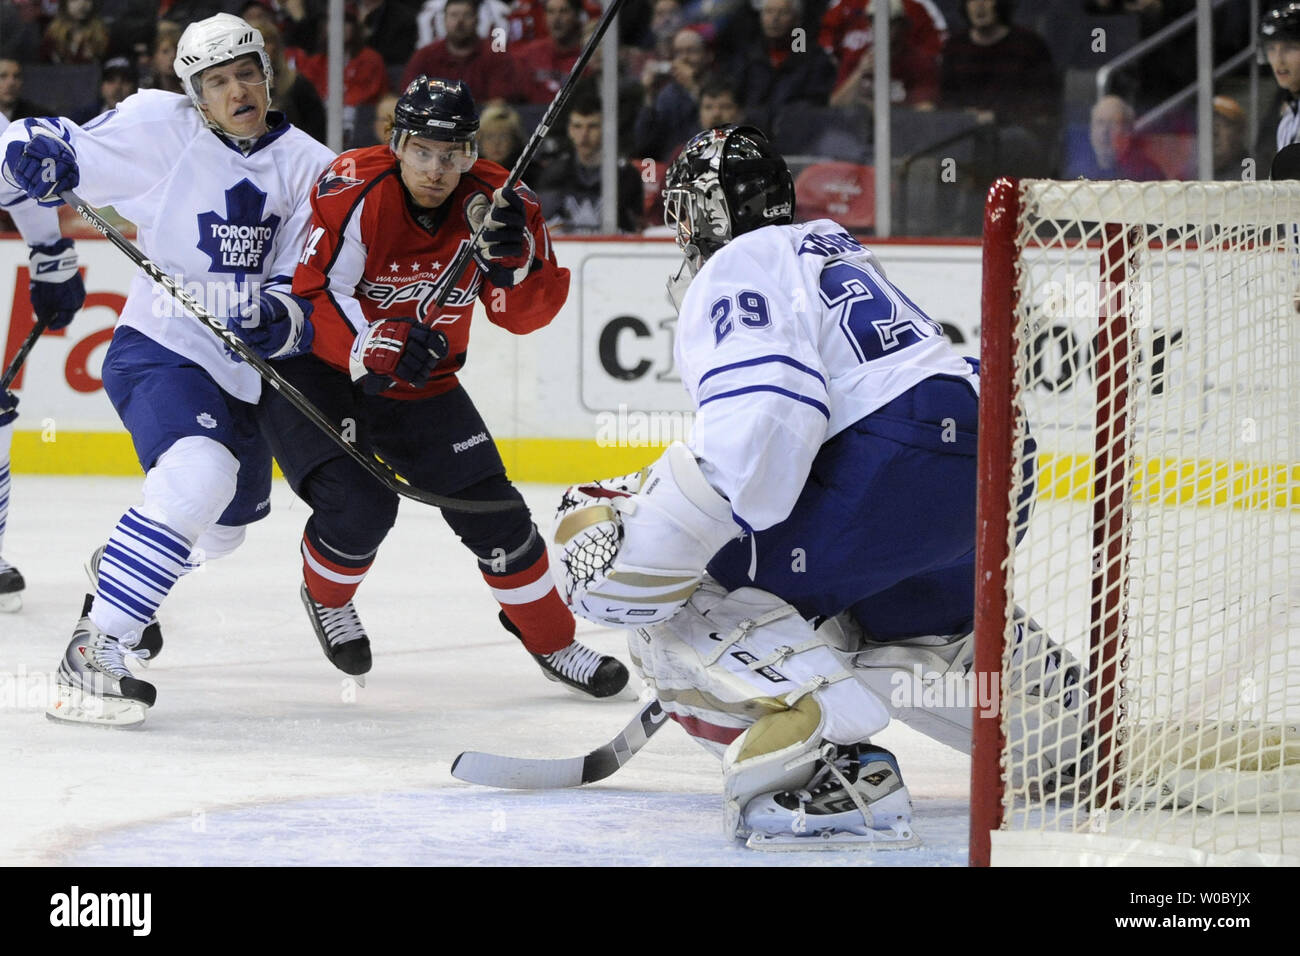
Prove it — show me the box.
[349,318,449,394]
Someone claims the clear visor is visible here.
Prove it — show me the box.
[392,131,478,174]
[195,58,268,104]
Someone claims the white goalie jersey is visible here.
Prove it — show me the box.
[0,91,334,402]
[673,219,976,532]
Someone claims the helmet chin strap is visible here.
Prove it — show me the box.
[666,244,702,312]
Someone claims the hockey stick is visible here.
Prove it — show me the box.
[451,695,666,789]
[59,190,519,514]
[0,314,52,393]
[431,0,630,309]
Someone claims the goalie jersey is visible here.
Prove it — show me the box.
[674,219,977,532]
[0,91,334,403]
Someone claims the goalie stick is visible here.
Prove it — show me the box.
[59,190,518,514]
[451,696,667,789]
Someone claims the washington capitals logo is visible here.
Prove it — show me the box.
[196,179,281,283]
[316,170,364,199]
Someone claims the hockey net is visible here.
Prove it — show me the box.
[970,179,1300,866]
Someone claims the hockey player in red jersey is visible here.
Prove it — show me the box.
[266,75,628,698]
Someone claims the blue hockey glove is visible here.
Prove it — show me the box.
[28,239,84,331]
[467,186,538,288]
[2,123,79,206]
[0,391,18,428]
[350,318,449,394]
[232,289,315,360]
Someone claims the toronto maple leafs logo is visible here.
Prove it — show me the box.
[196,179,282,283]
[316,170,364,199]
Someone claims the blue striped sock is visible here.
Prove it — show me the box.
[0,457,10,556]
[89,508,193,637]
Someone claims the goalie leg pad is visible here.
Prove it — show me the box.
[627,582,891,758]
[553,443,742,626]
[848,607,1088,795]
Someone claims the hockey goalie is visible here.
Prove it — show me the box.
[552,126,1086,849]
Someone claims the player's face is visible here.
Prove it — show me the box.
[197,56,270,139]
[395,135,475,208]
[1266,40,1300,95]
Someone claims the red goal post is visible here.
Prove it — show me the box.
[970,177,1300,867]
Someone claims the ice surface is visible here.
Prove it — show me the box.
[0,477,971,866]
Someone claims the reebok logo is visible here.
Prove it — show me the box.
[452,431,489,453]
[49,885,151,936]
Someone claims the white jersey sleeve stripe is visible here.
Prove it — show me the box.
[698,353,826,387]
[698,384,831,419]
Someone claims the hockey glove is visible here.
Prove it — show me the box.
[552,443,742,627]
[350,318,449,394]
[2,123,79,206]
[467,186,537,288]
[0,390,18,428]
[28,239,84,331]
[233,288,315,360]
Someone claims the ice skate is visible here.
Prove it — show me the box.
[300,583,371,681]
[86,545,164,661]
[47,600,157,728]
[0,556,24,612]
[742,743,921,850]
[500,611,629,699]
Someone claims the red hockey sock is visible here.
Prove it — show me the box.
[301,533,372,607]
[484,550,574,655]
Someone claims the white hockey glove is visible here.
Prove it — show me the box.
[552,442,742,627]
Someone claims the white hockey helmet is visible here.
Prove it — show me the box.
[174,13,273,118]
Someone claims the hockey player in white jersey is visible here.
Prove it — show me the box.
[553,125,1083,848]
[1,13,334,726]
[0,114,87,612]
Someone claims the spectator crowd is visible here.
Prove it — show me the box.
[0,0,1276,236]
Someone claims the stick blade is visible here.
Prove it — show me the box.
[1272,143,1300,180]
[451,750,586,789]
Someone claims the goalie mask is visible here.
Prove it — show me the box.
[663,125,794,306]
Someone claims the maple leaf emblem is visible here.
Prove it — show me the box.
[196,178,282,283]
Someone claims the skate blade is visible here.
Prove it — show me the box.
[745,826,921,852]
[45,686,148,728]
[0,593,21,613]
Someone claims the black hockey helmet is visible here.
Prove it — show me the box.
[392,76,480,145]
[663,125,795,261]
[1262,2,1300,44]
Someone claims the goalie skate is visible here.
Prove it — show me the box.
[86,546,164,661]
[499,611,629,699]
[742,743,921,851]
[301,583,371,682]
[46,599,157,728]
[0,557,23,612]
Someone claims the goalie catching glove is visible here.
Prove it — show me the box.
[349,318,449,394]
[552,442,742,626]
[465,186,537,288]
